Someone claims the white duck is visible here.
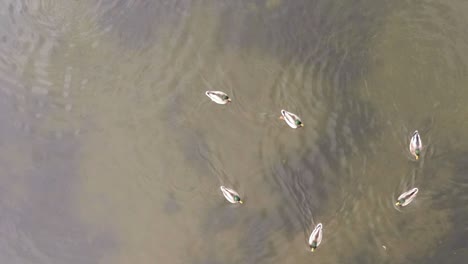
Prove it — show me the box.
[280,110,303,129]
[396,187,419,207]
[220,186,243,204]
[409,130,422,160]
[308,223,323,252]
[205,91,231,104]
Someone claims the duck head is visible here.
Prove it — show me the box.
[234,195,243,204]
[395,198,405,206]
[222,95,231,102]
[415,149,420,160]
[295,119,304,127]
[310,241,318,252]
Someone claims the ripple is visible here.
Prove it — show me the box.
[95,0,193,50]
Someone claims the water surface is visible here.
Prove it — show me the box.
[1,0,468,263]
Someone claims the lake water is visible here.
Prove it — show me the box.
[1,1,468,263]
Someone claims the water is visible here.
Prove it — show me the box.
[1,0,468,263]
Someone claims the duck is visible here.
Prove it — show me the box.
[280,109,303,129]
[220,186,243,204]
[205,91,231,104]
[395,187,419,207]
[409,130,422,160]
[308,223,323,252]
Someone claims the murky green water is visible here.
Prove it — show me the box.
[1,0,468,263]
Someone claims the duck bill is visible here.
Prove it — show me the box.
[227,99,232,102]
[300,123,304,127]
[239,200,243,204]
[311,248,315,252]
[415,155,419,160]
[395,202,401,206]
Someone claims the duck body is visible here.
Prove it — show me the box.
[308,223,323,252]
[280,110,303,129]
[205,91,231,104]
[220,186,243,204]
[396,187,419,207]
[409,130,422,160]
